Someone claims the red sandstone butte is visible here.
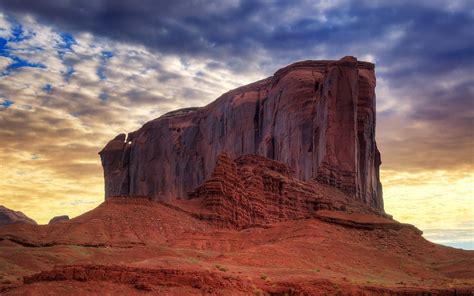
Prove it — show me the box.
[100,56,383,209]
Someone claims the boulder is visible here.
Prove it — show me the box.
[48,215,70,224]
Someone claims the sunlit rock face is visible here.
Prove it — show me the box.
[100,56,383,210]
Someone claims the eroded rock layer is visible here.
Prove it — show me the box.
[100,56,383,209]
[190,153,359,228]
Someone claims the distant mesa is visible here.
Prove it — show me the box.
[0,205,37,226]
[100,56,383,211]
[48,215,70,224]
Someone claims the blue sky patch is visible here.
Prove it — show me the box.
[0,37,8,56]
[1,99,14,108]
[43,83,53,94]
[97,50,114,80]
[0,18,46,76]
[102,51,113,59]
[5,56,45,73]
[8,22,34,43]
[99,91,109,102]
[55,31,78,81]
[63,65,75,82]
[57,32,77,59]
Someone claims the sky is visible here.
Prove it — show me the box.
[0,0,472,249]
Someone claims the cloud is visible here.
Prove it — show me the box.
[1,1,472,171]
[1,1,469,65]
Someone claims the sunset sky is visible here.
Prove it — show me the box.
[0,1,472,249]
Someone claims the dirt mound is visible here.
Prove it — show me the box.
[0,197,212,248]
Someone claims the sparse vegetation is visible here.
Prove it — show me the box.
[251,284,264,295]
[69,245,91,257]
[186,257,200,264]
[215,264,228,272]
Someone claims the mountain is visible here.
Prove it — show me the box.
[0,205,36,226]
[0,57,472,295]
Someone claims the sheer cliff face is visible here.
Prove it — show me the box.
[99,56,383,210]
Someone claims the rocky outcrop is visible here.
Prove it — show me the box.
[0,205,36,226]
[23,264,253,293]
[100,56,383,210]
[189,153,351,228]
[48,215,69,224]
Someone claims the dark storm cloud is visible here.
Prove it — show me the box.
[0,0,256,58]
[1,1,472,73]
[0,1,472,64]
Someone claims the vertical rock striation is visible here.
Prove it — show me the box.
[100,56,383,210]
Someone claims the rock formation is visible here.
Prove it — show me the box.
[0,205,37,226]
[189,153,384,229]
[100,56,383,210]
[48,215,69,224]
